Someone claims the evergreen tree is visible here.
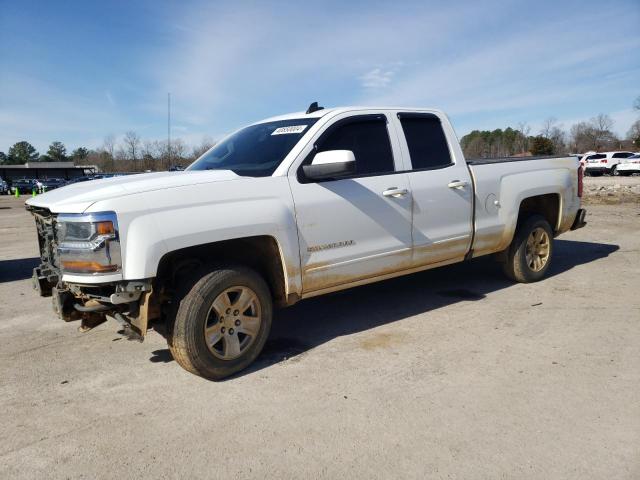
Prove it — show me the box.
[7,141,39,164]
[46,141,68,161]
[530,136,555,155]
[71,147,89,162]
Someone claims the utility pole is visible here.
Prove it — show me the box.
[167,92,171,170]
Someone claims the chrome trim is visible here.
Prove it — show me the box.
[57,211,119,225]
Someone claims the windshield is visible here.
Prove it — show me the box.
[188,118,318,177]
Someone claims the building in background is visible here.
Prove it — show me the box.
[0,162,95,182]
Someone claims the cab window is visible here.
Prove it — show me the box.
[314,117,395,177]
[398,113,453,170]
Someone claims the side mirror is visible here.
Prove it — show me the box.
[302,150,356,181]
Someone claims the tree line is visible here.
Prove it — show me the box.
[0,132,215,173]
[461,98,640,159]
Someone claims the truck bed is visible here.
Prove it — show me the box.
[466,155,581,258]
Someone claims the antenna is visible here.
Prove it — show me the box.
[306,101,324,114]
[167,92,171,169]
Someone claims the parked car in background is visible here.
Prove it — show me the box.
[0,178,8,195]
[616,153,640,176]
[583,151,635,176]
[66,175,94,184]
[575,152,592,171]
[10,178,37,194]
[92,174,119,180]
[35,178,66,193]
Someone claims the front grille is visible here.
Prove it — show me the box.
[29,207,61,274]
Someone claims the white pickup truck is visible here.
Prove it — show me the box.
[26,104,587,380]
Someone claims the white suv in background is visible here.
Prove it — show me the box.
[616,153,640,176]
[583,151,635,176]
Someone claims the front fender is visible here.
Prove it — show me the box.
[87,176,301,295]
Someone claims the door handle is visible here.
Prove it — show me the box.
[382,187,408,198]
[447,180,468,189]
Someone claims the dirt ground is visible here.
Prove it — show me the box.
[582,174,640,205]
[0,181,639,479]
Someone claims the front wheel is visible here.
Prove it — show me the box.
[168,266,273,380]
[502,215,554,283]
[611,165,619,176]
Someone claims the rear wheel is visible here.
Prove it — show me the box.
[168,266,272,380]
[502,215,553,283]
[611,165,619,176]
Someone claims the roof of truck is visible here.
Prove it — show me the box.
[257,106,445,124]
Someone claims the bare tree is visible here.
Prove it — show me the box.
[592,113,614,133]
[103,134,116,171]
[516,122,531,154]
[123,131,141,171]
[192,136,215,160]
[538,117,566,154]
[172,138,188,166]
[634,96,640,112]
[540,117,557,139]
[627,119,640,148]
[141,140,156,159]
[568,114,618,152]
[115,146,128,167]
[590,114,617,150]
[549,127,566,154]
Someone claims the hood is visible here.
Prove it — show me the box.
[25,170,241,213]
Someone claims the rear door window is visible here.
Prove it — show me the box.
[398,113,453,170]
[612,152,633,158]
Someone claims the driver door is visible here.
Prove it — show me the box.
[289,112,413,293]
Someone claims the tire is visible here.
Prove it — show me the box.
[502,215,553,283]
[168,266,273,380]
[611,165,618,176]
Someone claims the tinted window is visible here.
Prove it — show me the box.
[587,154,606,160]
[316,119,394,176]
[399,114,452,170]
[189,118,318,177]
[612,152,633,158]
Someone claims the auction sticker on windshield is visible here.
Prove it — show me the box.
[271,125,308,135]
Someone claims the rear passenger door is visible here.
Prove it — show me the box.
[394,112,473,267]
[289,113,413,293]
[612,152,633,166]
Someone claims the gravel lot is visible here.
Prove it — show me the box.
[0,179,639,479]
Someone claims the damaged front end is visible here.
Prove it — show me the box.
[27,205,159,341]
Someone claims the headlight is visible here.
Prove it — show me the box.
[56,212,121,274]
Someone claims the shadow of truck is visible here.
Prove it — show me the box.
[150,239,618,378]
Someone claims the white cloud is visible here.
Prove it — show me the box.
[360,68,395,89]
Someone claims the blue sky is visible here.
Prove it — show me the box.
[1,0,639,154]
